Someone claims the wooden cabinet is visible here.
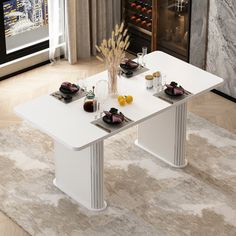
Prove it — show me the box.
[122,0,191,62]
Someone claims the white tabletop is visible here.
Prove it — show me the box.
[15,51,223,150]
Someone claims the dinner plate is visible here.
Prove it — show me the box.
[120,60,139,71]
[102,115,123,125]
[164,88,183,97]
[59,85,80,94]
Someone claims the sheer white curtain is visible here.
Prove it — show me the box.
[64,0,77,64]
[48,0,65,62]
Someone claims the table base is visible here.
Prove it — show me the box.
[135,140,188,168]
[53,140,107,211]
[136,103,188,168]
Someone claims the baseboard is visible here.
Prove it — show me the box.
[0,54,65,81]
[211,89,236,103]
[0,60,50,81]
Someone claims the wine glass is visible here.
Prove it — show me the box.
[76,70,88,92]
[142,46,148,66]
[95,80,108,118]
[117,66,123,79]
[161,74,167,91]
[137,52,144,69]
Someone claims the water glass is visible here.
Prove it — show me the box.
[95,80,108,118]
[153,75,162,92]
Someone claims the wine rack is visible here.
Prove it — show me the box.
[122,0,158,54]
[122,0,191,62]
[127,0,153,33]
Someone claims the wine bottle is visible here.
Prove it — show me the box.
[136,16,142,24]
[147,8,152,15]
[147,20,152,28]
[141,16,149,27]
[130,15,137,21]
[129,0,138,8]
[141,6,147,13]
[136,3,142,10]
[141,20,147,27]
[130,2,136,8]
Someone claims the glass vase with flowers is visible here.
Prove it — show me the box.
[96,23,130,97]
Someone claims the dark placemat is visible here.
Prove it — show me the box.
[51,89,87,104]
[91,115,133,133]
[122,66,149,78]
[154,89,192,104]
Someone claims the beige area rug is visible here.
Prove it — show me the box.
[0,113,236,236]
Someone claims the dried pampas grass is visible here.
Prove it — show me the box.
[95,22,130,66]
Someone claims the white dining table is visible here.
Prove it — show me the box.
[15,51,223,211]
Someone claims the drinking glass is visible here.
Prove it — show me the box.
[95,80,108,118]
[137,52,143,69]
[76,70,88,92]
[142,46,148,66]
[153,74,162,93]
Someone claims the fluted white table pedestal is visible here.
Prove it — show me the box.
[53,140,107,211]
[135,103,188,168]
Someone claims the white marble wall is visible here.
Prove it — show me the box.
[206,0,236,98]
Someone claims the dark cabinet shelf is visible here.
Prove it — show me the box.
[128,23,152,36]
[122,0,156,54]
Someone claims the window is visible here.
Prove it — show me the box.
[0,0,49,65]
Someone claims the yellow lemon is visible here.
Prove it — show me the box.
[118,95,124,101]
[125,95,133,104]
[118,98,126,106]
